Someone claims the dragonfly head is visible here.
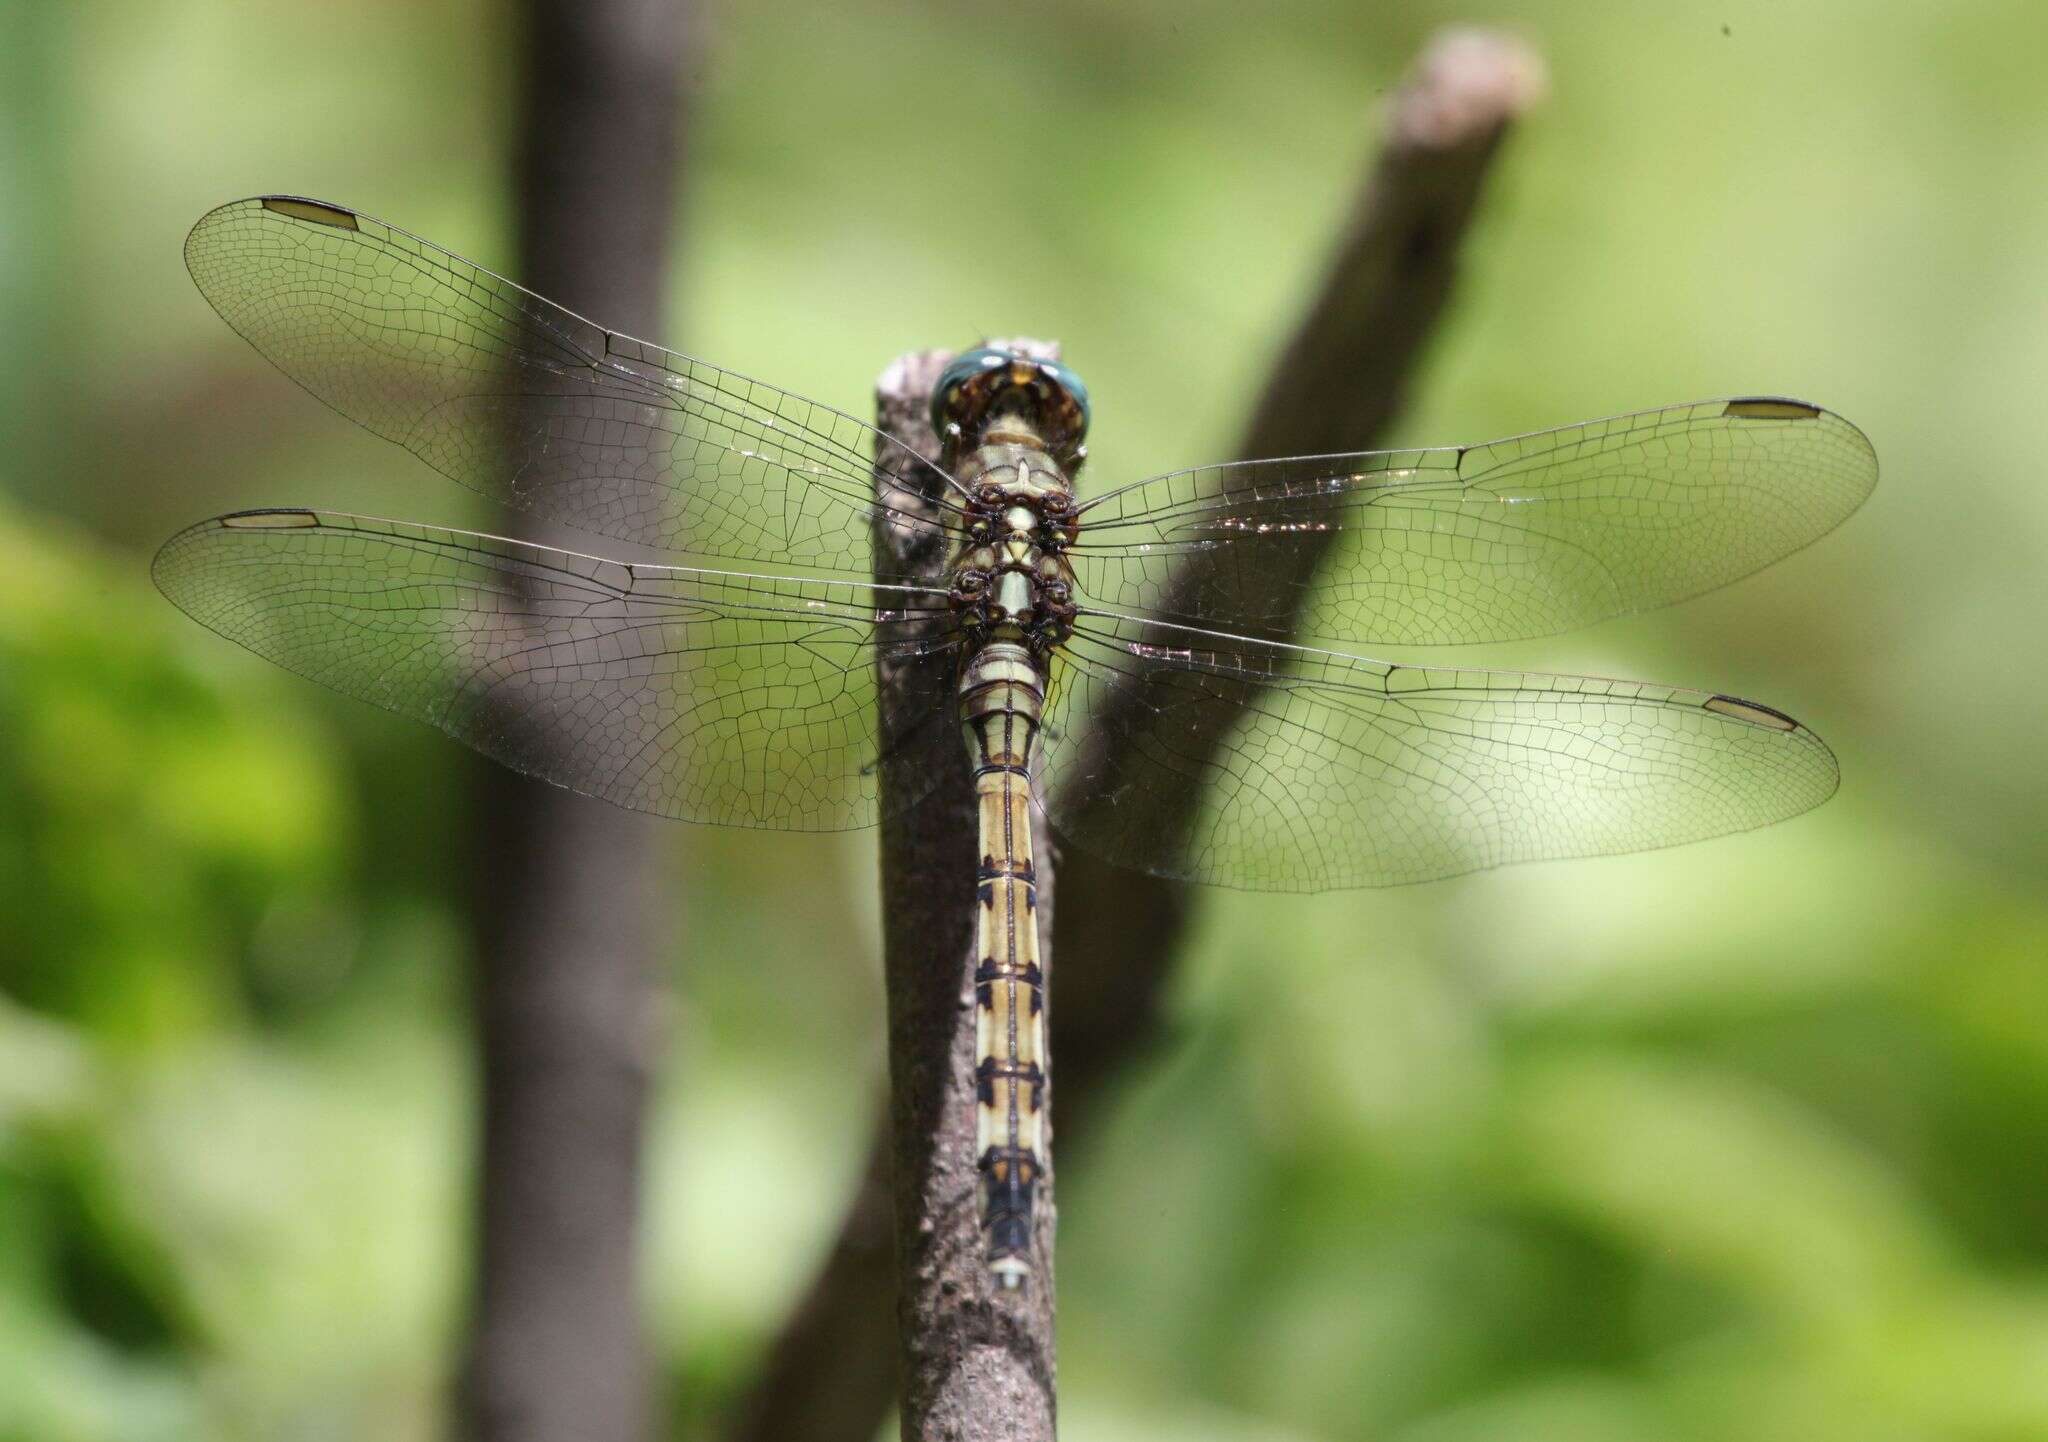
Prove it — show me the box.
[931,347,1090,469]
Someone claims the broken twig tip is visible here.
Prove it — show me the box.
[1394,27,1550,148]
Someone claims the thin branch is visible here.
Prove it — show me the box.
[1054,26,1547,1115]
[721,28,1544,1442]
[461,5,693,1442]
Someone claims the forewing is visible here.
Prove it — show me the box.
[184,197,961,571]
[153,509,958,830]
[1039,611,1839,890]
[1070,399,1876,645]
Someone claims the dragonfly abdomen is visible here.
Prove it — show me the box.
[958,641,1050,1290]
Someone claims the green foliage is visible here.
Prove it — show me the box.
[0,511,340,1032]
[0,514,460,1440]
[6,1,2048,1438]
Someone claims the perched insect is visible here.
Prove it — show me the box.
[158,197,1876,1288]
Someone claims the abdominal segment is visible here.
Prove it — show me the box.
[960,646,1050,1290]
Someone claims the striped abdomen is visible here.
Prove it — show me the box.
[957,641,1050,1290]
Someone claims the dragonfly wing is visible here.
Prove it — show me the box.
[185,197,960,572]
[1039,611,1838,891]
[1069,399,1876,645]
[154,509,959,830]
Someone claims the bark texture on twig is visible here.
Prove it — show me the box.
[723,29,1543,1442]
[868,344,1060,1442]
[462,5,693,1442]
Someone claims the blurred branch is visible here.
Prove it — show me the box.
[461,4,693,1442]
[1054,24,1546,1141]
[721,27,1543,1442]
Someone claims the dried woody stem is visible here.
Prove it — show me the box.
[1054,27,1546,1143]
[724,28,1544,1442]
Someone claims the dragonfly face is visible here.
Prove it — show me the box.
[157,195,1879,1292]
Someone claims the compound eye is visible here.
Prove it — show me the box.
[929,346,1019,433]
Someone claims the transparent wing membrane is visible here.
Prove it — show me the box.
[184,197,962,574]
[1070,399,1876,646]
[1039,610,1839,891]
[169,197,1871,882]
[153,509,957,830]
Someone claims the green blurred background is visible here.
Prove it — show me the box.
[5,1,2046,1439]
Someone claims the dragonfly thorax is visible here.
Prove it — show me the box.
[950,441,1080,654]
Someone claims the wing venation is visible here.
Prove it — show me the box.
[154,508,957,830]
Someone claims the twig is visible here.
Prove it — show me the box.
[721,29,1544,1442]
[1054,26,1547,1122]
[461,5,693,1442]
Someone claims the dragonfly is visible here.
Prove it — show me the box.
[157,196,1877,1291]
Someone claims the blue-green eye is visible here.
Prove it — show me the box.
[930,348,1014,433]
[1040,357,1090,430]
[929,348,1092,449]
